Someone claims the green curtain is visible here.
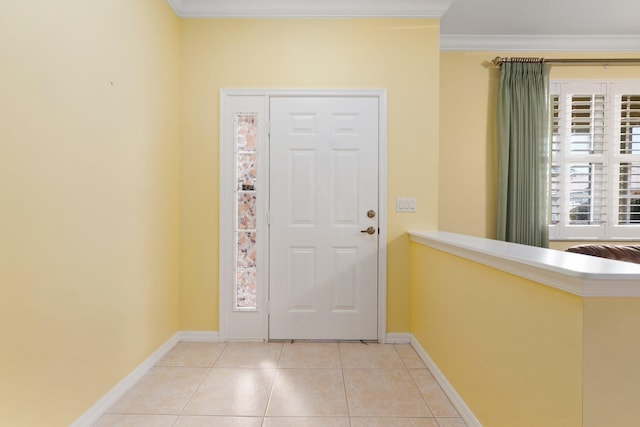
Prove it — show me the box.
[496,61,551,247]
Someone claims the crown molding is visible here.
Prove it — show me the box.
[166,0,453,18]
[440,34,640,52]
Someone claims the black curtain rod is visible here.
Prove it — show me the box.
[492,56,640,66]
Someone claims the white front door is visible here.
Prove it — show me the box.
[269,97,379,340]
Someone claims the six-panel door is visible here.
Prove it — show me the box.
[269,97,379,340]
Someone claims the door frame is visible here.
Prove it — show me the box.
[219,89,388,343]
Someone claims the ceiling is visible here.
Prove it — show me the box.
[167,0,640,51]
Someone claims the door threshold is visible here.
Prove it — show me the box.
[268,339,379,344]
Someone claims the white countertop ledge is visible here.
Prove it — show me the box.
[409,231,640,297]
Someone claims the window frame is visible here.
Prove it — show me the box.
[549,80,640,241]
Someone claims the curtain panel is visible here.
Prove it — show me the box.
[497,62,551,247]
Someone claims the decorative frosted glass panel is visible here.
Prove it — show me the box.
[237,231,257,267]
[237,193,257,229]
[237,153,257,191]
[234,114,258,310]
[236,268,257,309]
[237,115,258,151]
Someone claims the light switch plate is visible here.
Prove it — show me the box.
[396,197,416,212]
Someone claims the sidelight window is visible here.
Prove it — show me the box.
[234,114,258,310]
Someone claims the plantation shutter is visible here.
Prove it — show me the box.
[549,81,640,240]
[617,94,640,225]
[549,82,608,239]
[567,93,607,226]
[550,94,561,225]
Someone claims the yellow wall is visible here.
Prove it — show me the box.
[179,18,441,332]
[583,298,640,427]
[0,1,180,425]
[439,52,499,237]
[411,243,583,427]
[439,51,640,240]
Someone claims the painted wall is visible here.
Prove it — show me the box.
[0,1,180,425]
[439,51,640,243]
[583,298,640,427]
[179,18,441,332]
[410,243,584,427]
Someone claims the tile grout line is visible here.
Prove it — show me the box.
[393,344,409,370]
[174,342,228,424]
[398,343,446,424]
[262,341,285,422]
[407,362,441,421]
[402,344,463,423]
[337,343,354,427]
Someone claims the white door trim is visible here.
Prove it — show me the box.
[219,88,388,343]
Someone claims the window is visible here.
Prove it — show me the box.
[235,114,258,310]
[550,81,640,240]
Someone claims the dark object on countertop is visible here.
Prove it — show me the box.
[566,244,640,264]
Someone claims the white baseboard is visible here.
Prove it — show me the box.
[385,332,412,344]
[70,331,218,427]
[410,335,482,427]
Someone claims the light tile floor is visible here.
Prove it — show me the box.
[93,342,467,427]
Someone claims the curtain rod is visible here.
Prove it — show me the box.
[492,56,640,67]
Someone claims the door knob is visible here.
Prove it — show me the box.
[360,226,376,235]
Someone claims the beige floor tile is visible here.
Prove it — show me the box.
[92,414,177,427]
[95,343,472,427]
[339,343,405,368]
[215,342,283,368]
[156,342,227,367]
[394,344,426,369]
[262,417,350,427]
[183,368,276,416]
[278,342,341,368]
[436,418,468,427]
[350,418,439,427]
[266,368,348,417]
[410,369,460,418]
[106,367,207,415]
[174,415,263,426]
[343,369,433,417]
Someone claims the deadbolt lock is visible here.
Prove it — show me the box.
[367,210,376,218]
